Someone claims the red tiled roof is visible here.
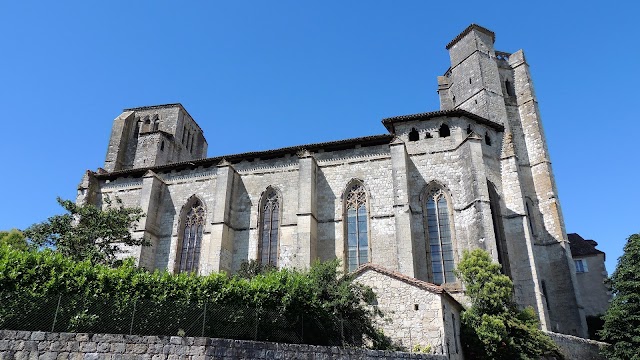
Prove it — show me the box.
[568,233,605,257]
[352,263,444,294]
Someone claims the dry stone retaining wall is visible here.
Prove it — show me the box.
[0,330,445,360]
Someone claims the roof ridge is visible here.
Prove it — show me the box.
[352,263,444,294]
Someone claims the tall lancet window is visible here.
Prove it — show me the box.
[345,182,369,272]
[425,187,455,284]
[178,199,205,273]
[260,188,280,266]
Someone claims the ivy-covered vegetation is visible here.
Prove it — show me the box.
[0,245,392,348]
[456,249,561,360]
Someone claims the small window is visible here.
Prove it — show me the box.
[485,132,492,146]
[414,304,419,311]
[182,126,187,143]
[525,201,536,237]
[505,79,515,96]
[439,124,450,138]
[466,125,472,135]
[160,141,165,151]
[408,128,419,142]
[425,132,433,139]
[452,313,459,354]
[153,119,159,131]
[575,259,588,273]
[541,280,551,310]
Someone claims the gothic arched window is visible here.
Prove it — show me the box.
[259,188,280,266]
[345,182,369,271]
[177,199,205,273]
[425,187,455,284]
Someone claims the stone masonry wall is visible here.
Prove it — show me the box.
[546,332,607,360]
[354,269,462,360]
[0,330,446,360]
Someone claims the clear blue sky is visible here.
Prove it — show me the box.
[0,1,637,274]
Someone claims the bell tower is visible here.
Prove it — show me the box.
[103,103,208,172]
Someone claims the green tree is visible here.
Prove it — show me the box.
[600,233,640,360]
[0,229,30,251]
[456,249,561,359]
[24,197,146,265]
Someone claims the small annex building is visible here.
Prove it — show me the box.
[567,234,611,320]
[353,264,463,359]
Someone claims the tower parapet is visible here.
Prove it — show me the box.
[103,103,207,172]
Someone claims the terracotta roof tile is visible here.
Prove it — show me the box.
[568,233,604,257]
[352,263,444,294]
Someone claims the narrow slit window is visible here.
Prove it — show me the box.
[505,79,515,96]
[526,201,536,237]
[485,132,492,146]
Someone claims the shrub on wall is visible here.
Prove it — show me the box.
[0,245,391,348]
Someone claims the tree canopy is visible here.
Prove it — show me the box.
[24,197,146,265]
[0,229,30,251]
[600,233,640,360]
[456,249,560,360]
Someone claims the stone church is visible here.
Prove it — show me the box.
[76,24,589,353]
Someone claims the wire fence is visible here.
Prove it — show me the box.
[0,293,365,346]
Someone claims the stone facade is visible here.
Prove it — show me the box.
[568,234,611,318]
[353,265,462,359]
[77,23,591,345]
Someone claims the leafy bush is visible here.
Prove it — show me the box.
[0,245,391,348]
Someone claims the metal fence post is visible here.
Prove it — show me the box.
[129,299,137,335]
[340,316,344,347]
[201,302,207,337]
[254,307,259,341]
[51,294,62,332]
[409,328,413,357]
